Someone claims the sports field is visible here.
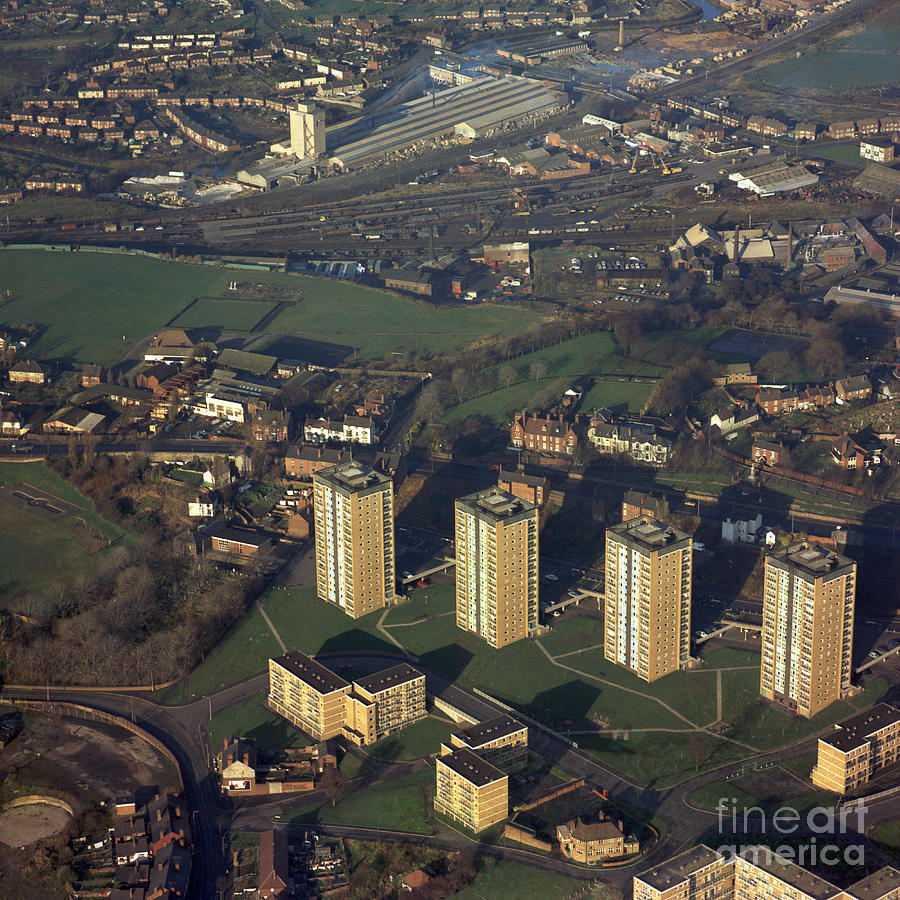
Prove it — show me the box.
[170,298,279,331]
[0,250,538,366]
[0,462,126,606]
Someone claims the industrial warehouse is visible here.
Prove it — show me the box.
[327,75,567,170]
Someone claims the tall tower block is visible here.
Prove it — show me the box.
[313,461,396,618]
[760,541,856,718]
[289,102,326,159]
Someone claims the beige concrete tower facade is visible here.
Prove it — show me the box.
[761,541,855,718]
[289,101,325,159]
[455,488,539,648]
[604,516,692,683]
[313,461,395,619]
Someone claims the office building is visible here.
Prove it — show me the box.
[267,652,425,746]
[455,488,539,648]
[313,461,396,619]
[604,516,692,683]
[442,715,528,772]
[760,541,855,718]
[290,101,325,158]
[434,748,508,833]
[812,703,900,794]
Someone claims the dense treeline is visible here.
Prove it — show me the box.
[0,453,266,687]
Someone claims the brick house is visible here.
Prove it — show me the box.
[284,445,350,478]
[204,521,272,557]
[752,440,783,466]
[8,359,47,384]
[136,362,178,390]
[800,384,835,409]
[834,375,872,402]
[831,435,873,470]
[621,490,669,523]
[756,388,799,416]
[510,411,579,455]
[1,409,28,435]
[557,816,639,864]
[258,830,290,900]
[497,468,548,507]
[252,408,291,443]
[81,363,104,387]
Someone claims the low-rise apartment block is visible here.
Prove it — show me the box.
[811,703,900,794]
[441,715,528,772]
[267,651,425,746]
[434,747,508,833]
[634,844,734,900]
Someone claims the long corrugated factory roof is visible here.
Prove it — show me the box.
[329,76,564,167]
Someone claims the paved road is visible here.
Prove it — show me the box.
[4,639,871,897]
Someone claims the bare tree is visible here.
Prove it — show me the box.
[451,368,469,405]
[530,359,547,383]
[498,364,516,389]
[319,764,348,807]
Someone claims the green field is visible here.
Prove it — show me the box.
[208,693,314,753]
[874,819,900,851]
[171,298,279,331]
[0,462,126,604]
[290,766,433,833]
[365,713,456,762]
[0,250,538,366]
[453,861,583,900]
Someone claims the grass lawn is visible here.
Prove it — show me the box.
[443,376,569,423]
[262,586,393,655]
[537,616,606,657]
[0,249,539,366]
[389,614,686,731]
[579,379,653,413]
[453,860,584,900]
[577,731,745,788]
[171,298,279,331]
[383,584,456,625]
[700,648,761,668]
[187,604,282,697]
[364,713,455,762]
[874,820,900,850]
[0,462,126,604]
[208,693,313,753]
[564,647,718,726]
[290,766,432,834]
[721,669,889,750]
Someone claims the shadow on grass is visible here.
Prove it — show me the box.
[318,628,398,658]
[419,643,474,684]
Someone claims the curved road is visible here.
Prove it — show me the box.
[7,646,896,896]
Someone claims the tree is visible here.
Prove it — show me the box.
[804,339,847,379]
[756,350,798,383]
[498,364,516,388]
[688,734,708,771]
[613,316,642,358]
[451,368,469,405]
[319,764,348,807]
[530,359,547,382]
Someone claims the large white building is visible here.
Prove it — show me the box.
[290,102,325,158]
[313,461,396,619]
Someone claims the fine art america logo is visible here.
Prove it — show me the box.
[715,798,868,867]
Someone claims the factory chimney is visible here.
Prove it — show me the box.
[787,221,793,264]
[616,20,625,50]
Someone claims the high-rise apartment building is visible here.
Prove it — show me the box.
[634,845,734,900]
[455,488,538,648]
[267,652,425,746]
[289,102,325,159]
[760,541,855,718]
[604,516,692,683]
[313,461,395,619]
[434,748,508,833]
